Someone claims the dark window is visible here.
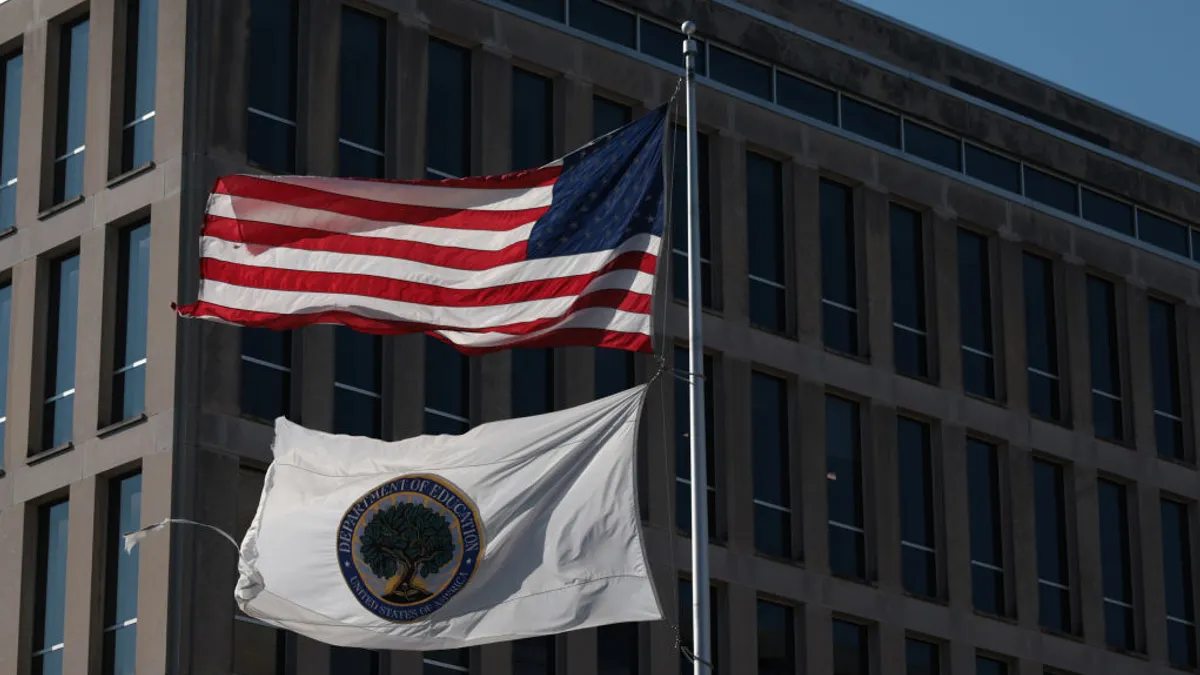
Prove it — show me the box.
[338,8,385,178]
[247,0,296,173]
[832,619,868,675]
[1162,499,1196,668]
[334,326,382,437]
[1086,276,1122,441]
[240,328,291,422]
[639,20,706,75]
[841,97,900,148]
[827,395,865,580]
[330,648,379,675]
[103,473,141,675]
[426,39,471,178]
[512,348,554,417]
[1023,167,1078,215]
[1149,298,1184,460]
[905,638,940,675]
[890,204,927,377]
[512,69,554,171]
[505,0,563,21]
[119,0,157,172]
[1023,253,1061,422]
[677,581,719,675]
[776,73,837,124]
[757,600,795,675]
[595,349,634,400]
[674,347,716,538]
[1193,229,1200,264]
[747,152,786,333]
[1138,210,1189,258]
[571,0,635,47]
[425,337,471,435]
[709,46,771,100]
[593,96,632,137]
[43,253,80,449]
[512,636,555,675]
[1033,459,1072,633]
[52,18,89,204]
[0,52,20,230]
[597,623,639,675]
[958,229,995,399]
[0,282,9,469]
[1080,188,1133,236]
[33,500,69,675]
[821,180,858,354]
[976,656,1009,675]
[752,371,791,559]
[898,417,937,598]
[967,438,1006,615]
[670,126,712,306]
[964,144,1020,194]
[112,221,151,423]
[425,649,469,674]
[903,120,960,171]
[1097,479,1134,651]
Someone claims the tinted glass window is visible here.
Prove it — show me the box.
[338,8,386,178]
[898,417,936,597]
[0,53,21,230]
[967,438,1005,615]
[334,327,382,437]
[425,649,469,674]
[821,180,858,354]
[1081,188,1133,236]
[1162,499,1197,667]
[1098,480,1134,651]
[103,473,141,675]
[674,347,716,537]
[1023,253,1060,421]
[593,96,631,137]
[1023,167,1077,215]
[670,127,712,306]
[890,204,927,378]
[1033,459,1071,633]
[752,372,790,558]
[44,254,80,449]
[827,395,865,580]
[1086,276,1122,441]
[906,638,940,675]
[595,349,634,399]
[0,283,9,468]
[505,0,563,21]
[330,648,379,674]
[247,0,296,173]
[709,46,771,100]
[120,0,157,171]
[757,600,795,675]
[976,656,1009,675]
[747,153,786,332]
[425,337,470,435]
[776,73,836,124]
[965,144,1020,193]
[677,581,720,675]
[512,69,554,170]
[53,18,90,203]
[571,0,635,47]
[904,120,960,170]
[832,620,867,675]
[1139,209,1189,258]
[958,229,995,398]
[34,501,69,675]
[426,39,471,177]
[841,97,900,148]
[240,327,291,422]
[512,348,553,417]
[1149,298,1184,460]
[597,622,638,675]
[639,21,706,75]
[113,222,151,423]
[512,636,554,675]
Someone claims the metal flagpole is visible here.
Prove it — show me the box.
[681,20,712,675]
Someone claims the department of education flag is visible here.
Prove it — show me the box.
[177,105,669,353]
[234,384,661,649]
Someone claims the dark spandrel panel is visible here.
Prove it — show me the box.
[1023,166,1078,215]
[776,72,836,124]
[1104,602,1134,651]
[240,361,289,422]
[1081,188,1134,236]
[1138,209,1190,257]
[709,45,771,100]
[504,0,564,21]
[427,39,471,178]
[903,545,937,598]
[757,601,795,675]
[511,69,554,170]
[1168,621,1197,668]
[1028,371,1061,422]
[248,0,296,118]
[905,638,940,675]
[1038,582,1071,633]
[754,505,790,559]
[831,620,867,675]
[894,328,927,378]
[972,565,1005,615]
[339,7,386,150]
[904,120,961,170]
[841,97,900,148]
[975,656,1008,675]
[571,0,635,48]
[964,144,1020,193]
[247,113,296,173]
[593,97,632,138]
[639,20,706,75]
[962,351,995,399]
[1092,393,1123,441]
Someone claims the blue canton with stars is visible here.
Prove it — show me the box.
[526,105,668,259]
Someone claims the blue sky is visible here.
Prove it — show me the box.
[848,0,1200,143]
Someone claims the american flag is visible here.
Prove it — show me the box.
[176,106,669,354]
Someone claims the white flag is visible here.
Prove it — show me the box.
[235,383,662,649]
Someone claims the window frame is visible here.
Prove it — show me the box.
[897,413,941,600]
[1084,272,1128,443]
[956,226,1001,401]
[965,435,1012,617]
[1021,249,1067,424]
[819,177,862,357]
[888,200,934,381]
[1147,294,1189,463]
[826,391,869,582]
[746,149,791,336]
[113,0,158,176]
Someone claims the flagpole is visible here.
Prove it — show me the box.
[681,20,712,675]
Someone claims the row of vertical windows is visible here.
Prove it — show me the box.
[0,52,20,230]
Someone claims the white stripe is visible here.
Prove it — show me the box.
[434,308,651,347]
[251,174,557,212]
[196,279,651,330]
[207,194,537,250]
[200,234,660,289]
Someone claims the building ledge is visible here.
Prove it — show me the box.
[107,161,156,189]
[0,226,16,241]
[98,412,148,438]
[27,442,74,465]
[37,195,84,221]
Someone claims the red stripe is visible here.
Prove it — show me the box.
[175,302,652,354]
[212,176,548,232]
[202,217,659,273]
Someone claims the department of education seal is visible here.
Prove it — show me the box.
[336,474,484,623]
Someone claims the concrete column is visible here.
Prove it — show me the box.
[648,559,680,675]
[642,372,673,531]
[724,358,753,555]
[134,453,173,675]
[151,0,188,162]
[726,583,756,672]
[386,650,424,674]
[479,642,512,675]
[861,185,891,369]
[1136,484,1167,663]
[186,450,241,673]
[72,227,106,441]
[0,505,34,675]
[803,603,833,675]
[393,18,429,179]
[869,401,901,592]
[563,628,596,675]
[61,477,101,675]
[1006,445,1039,629]
[714,132,747,324]
[303,0,340,177]
[1124,284,1154,453]
[941,425,971,610]
[1072,464,1104,647]
[205,0,251,161]
[12,16,43,225]
[298,325,334,432]
[998,235,1027,413]
[295,638,329,675]
[6,260,37,463]
[145,196,181,417]
[198,321,240,417]
[793,163,822,349]
[799,380,829,573]
[82,0,116,194]
[390,334,425,440]
[931,210,962,396]
[877,621,906,675]
[1061,261,1092,435]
